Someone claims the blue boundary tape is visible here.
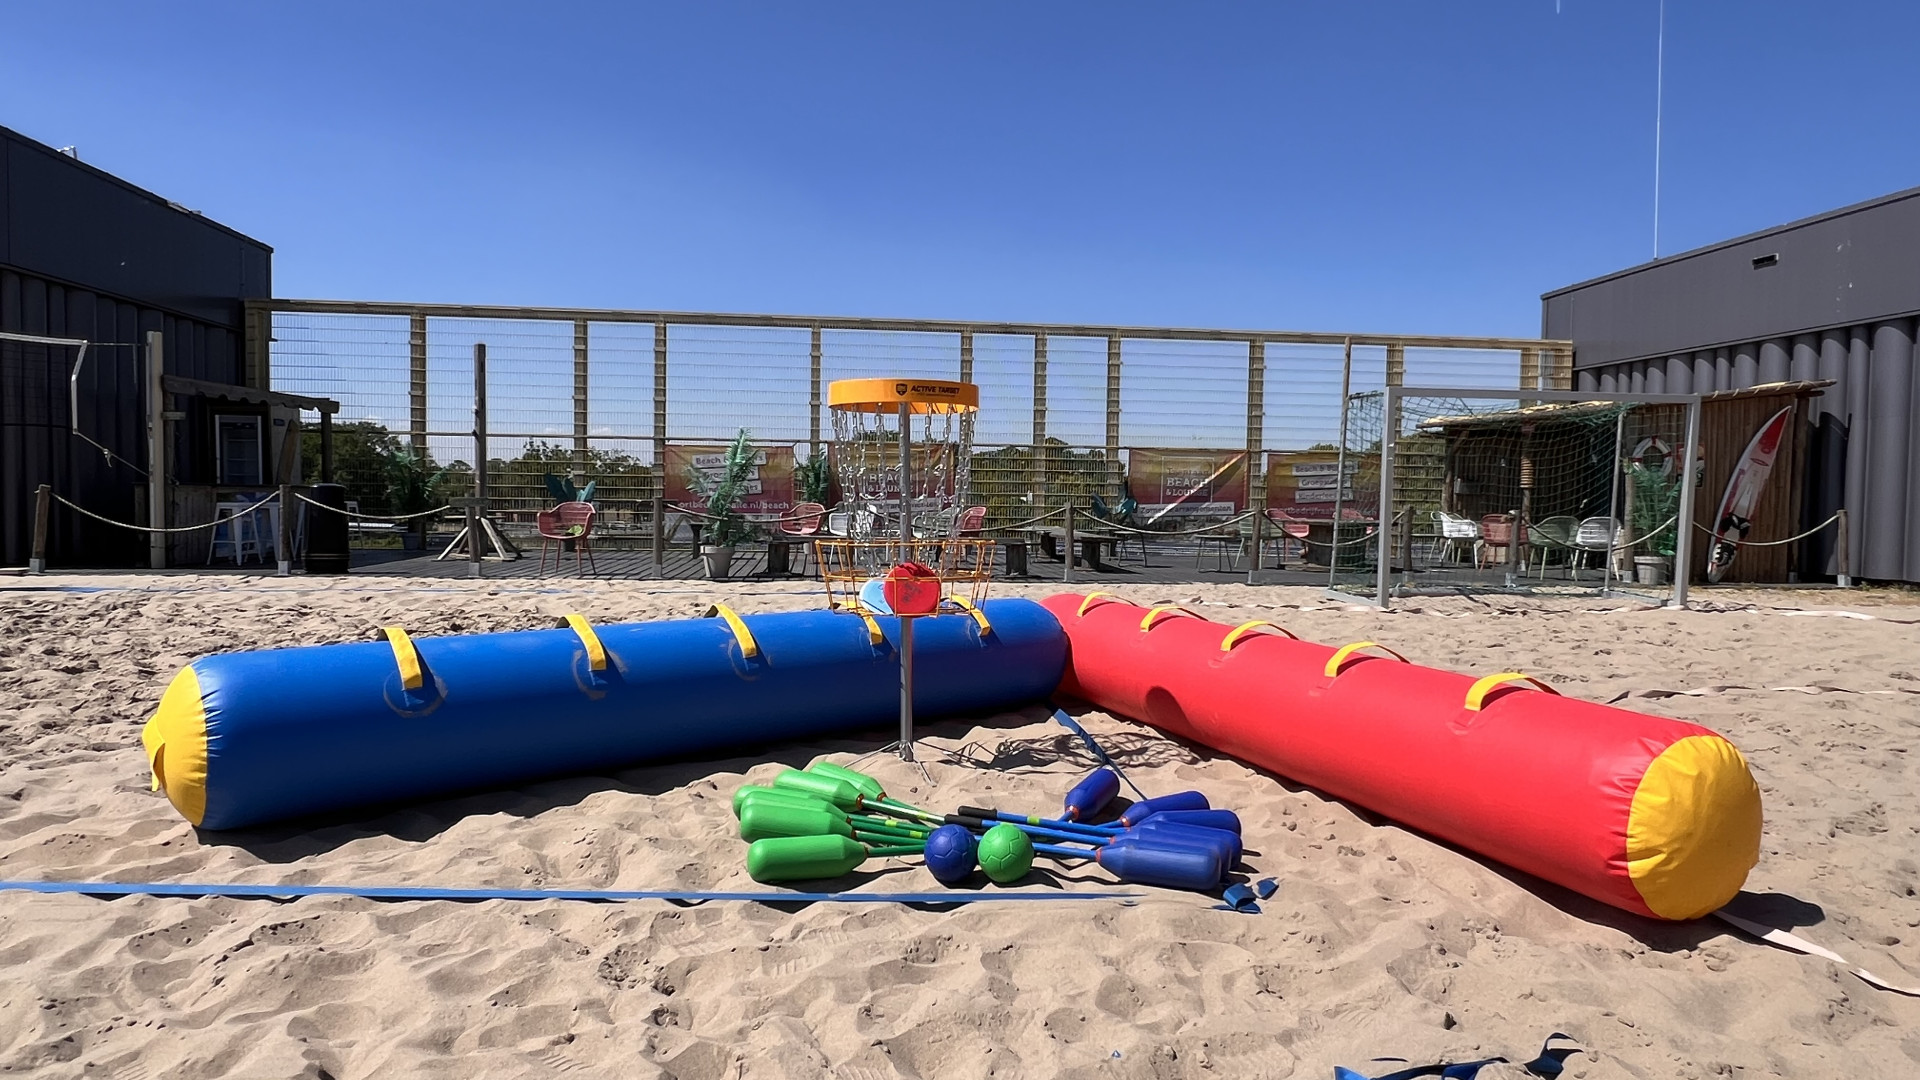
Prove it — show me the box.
[0,880,1142,905]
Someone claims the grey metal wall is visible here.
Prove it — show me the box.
[1544,186,1920,369]
[1574,322,1916,583]
[0,127,271,567]
[1550,186,1920,585]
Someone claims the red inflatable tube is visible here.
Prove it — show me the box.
[1043,593,1762,921]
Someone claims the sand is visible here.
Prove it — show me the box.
[0,574,1916,1079]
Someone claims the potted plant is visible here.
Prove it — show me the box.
[794,453,833,507]
[687,429,760,579]
[385,445,449,551]
[1627,461,1680,585]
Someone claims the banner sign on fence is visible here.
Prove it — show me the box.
[664,443,797,519]
[1264,451,1358,513]
[1127,449,1247,522]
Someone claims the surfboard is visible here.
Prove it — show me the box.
[1704,405,1794,583]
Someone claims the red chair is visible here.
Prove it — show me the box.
[956,505,987,536]
[779,502,826,572]
[1476,513,1522,570]
[1263,508,1311,566]
[538,503,598,576]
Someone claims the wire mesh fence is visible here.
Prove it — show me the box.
[257,301,1568,561]
[1330,387,1700,605]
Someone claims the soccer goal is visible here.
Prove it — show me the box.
[1328,386,1705,608]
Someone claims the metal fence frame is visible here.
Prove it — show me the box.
[1365,386,1704,609]
[247,299,1572,541]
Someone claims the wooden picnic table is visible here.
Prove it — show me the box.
[1024,527,1122,571]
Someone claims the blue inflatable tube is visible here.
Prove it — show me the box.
[141,599,1067,830]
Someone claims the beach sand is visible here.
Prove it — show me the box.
[1,575,1916,1078]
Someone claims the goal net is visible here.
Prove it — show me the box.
[1329,387,1702,607]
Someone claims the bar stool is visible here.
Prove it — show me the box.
[208,500,263,565]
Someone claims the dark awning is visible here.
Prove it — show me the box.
[161,374,339,414]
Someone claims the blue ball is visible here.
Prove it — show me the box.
[922,824,978,886]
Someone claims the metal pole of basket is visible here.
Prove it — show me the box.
[897,399,916,762]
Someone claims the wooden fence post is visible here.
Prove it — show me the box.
[277,483,293,577]
[652,496,667,579]
[1062,496,1075,584]
[1836,509,1852,588]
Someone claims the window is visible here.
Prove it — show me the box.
[215,414,264,485]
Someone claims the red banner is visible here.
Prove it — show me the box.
[1126,449,1248,522]
[664,443,796,519]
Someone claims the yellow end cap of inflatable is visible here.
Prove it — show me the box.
[141,666,210,827]
[1626,734,1762,920]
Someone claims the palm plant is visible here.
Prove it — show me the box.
[384,445,450,545]
[687,429,760,547]
[1626,462,1680,558]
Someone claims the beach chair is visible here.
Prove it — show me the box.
[1432,510,1478,565]
[537,502,597,576]
[1262,508,1311,567]
[1571,516,1620,580]
[1476,513,1521,570]
[1526,515,1579,579]
[778,502,826,573]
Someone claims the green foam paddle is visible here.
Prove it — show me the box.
[771,769,863,810]
[745,835,924,884]
[806,761,884,800]
[738,802,854,842]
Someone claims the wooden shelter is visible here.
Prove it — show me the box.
[1417,381,1833,585]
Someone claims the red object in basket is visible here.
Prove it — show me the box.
[882,562,943,615]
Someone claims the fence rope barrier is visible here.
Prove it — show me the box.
[49,490,282,535]
[1071,509,1256,537]
[289,490,451,521]
[1693,511,1842,549]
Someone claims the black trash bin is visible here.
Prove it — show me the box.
[305,482,351,574]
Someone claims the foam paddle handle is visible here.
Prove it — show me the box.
[807,761,885,801]
[957,806,1123,838]
[1063,768,1121,821]
[771,769,863,810]
[943,814,1103,849]
[744,835,921,884]
[1117,791,1210,827]
[739,802,854,842]
[1095,838,1224,891]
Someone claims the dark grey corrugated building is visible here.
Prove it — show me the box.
[1,125,272,567]
[1543,186,1920,585]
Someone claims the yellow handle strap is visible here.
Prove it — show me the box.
[1076,591,1123,617]
[1220,620,1297,652]
[1323,640,1408,678]
[704,604,760,659]
[944,595,993,635]
[1464,672,1560,711]
[560,613,607,671]
[1140,605,1205,631]
[845,602,886,646]
[383,626,424,690]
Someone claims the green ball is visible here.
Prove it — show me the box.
[976,823,1034,884]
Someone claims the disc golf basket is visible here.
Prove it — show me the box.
[817,378,992,771]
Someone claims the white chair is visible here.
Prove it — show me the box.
[1571,517,1620,579]
[207,499,264,565]
[1433,511,1479,565]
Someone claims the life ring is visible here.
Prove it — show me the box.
[1630,436,1675,477]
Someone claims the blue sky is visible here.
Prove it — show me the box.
[5,1,1918,340]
